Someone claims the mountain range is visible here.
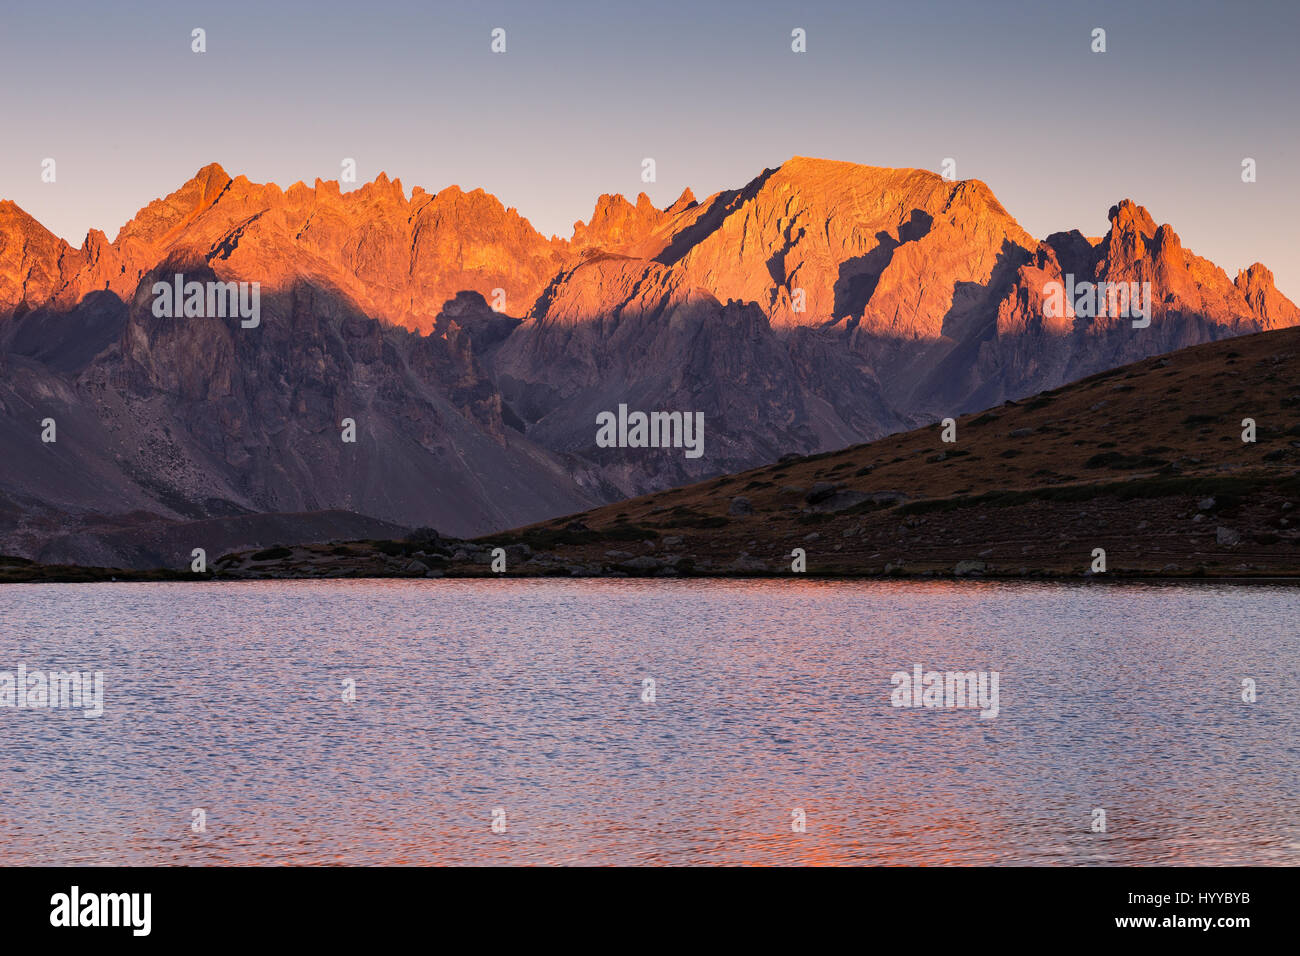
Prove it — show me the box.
[1,157,1296,568]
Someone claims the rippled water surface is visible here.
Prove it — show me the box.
[0,579,1296,865]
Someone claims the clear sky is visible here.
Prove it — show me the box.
[2,0,1296,298]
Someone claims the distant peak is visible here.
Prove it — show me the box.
[777,155,902,178]
[1237,262,1275,288]
[354,171,408,204]
[313,177,341,197]
[187,163,232,202]
[666,187,696,214]
[1107,199,1158,237]
[782,155,850,169]
[0,198,56,236]
[192,161,229,182]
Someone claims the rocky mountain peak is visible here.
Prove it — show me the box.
[1107,198,1159,237]
[571,192,668,254]
[1235,261,1300,329]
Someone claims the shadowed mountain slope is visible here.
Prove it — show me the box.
[205,325,1300,581]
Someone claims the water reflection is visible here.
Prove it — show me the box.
[0,579,1295,865]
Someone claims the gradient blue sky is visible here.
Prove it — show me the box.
[2,0,1296,297]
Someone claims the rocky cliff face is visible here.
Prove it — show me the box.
[1,158,1295,566]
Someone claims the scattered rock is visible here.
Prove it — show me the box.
[805,482,842,504]
[811,490,870,512]
[620,555,661,572]
[728,496,754,516]
[1216,527,1241,547]
[867,491,909,506]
